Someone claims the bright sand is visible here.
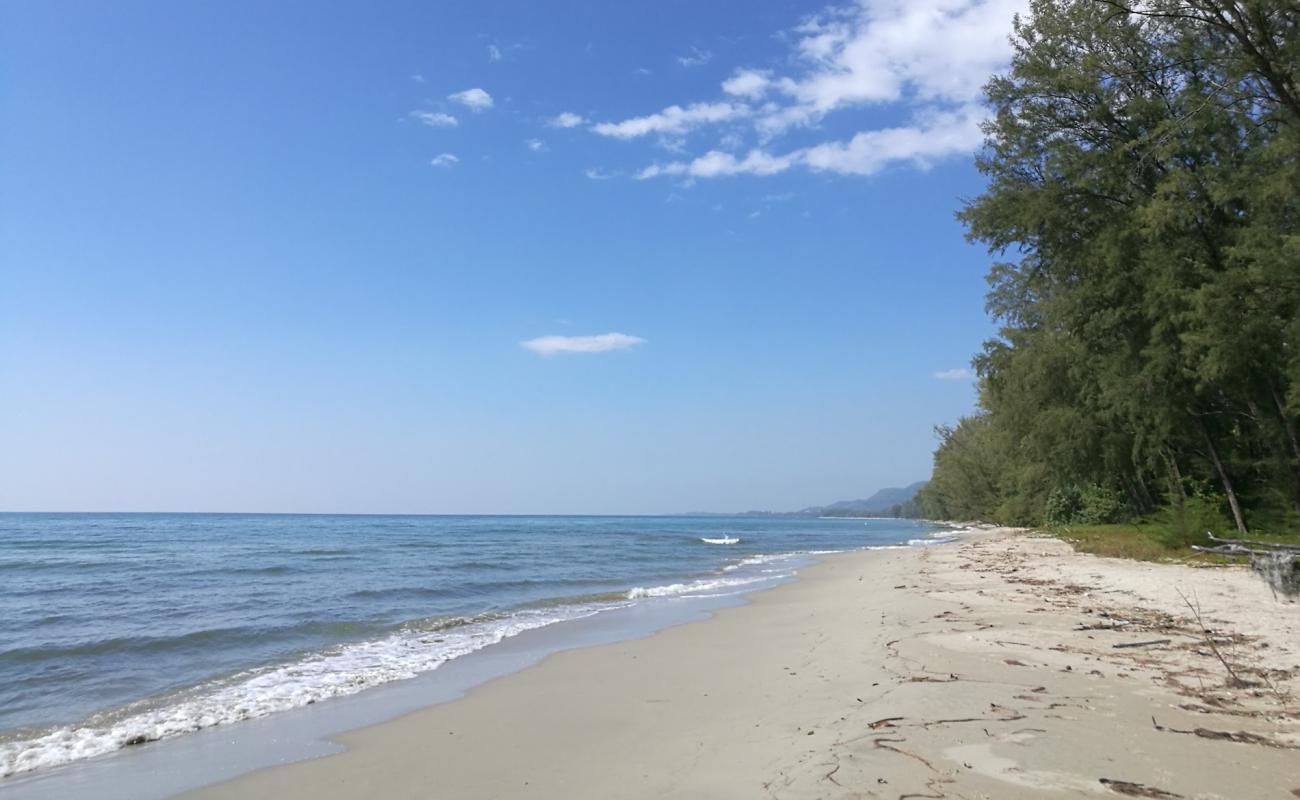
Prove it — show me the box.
[187,530,1300,799]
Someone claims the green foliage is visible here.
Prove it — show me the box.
[893,496,925,519]
[1047,523,1226,562]
[921,0,1300,538]
[1051,520,1300,562]
[1043,487,1078,527]
[916,416,1016,523]
[1158,487,1231,549]
[1044,484,1125,526]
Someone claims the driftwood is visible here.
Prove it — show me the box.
[1099,777,1183,798]
[1191,532,1300,598]
[1151,716,1298,750]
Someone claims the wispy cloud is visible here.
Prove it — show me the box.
[410,110,458,128]
[410,74,426,84]
[448,87,494,112]
[676,46,713,68]
[593,102,748,140]
[429,153,460,167]
[526,138,546,152]
[486,41,523,63]
[584,167,617,180]
[547,111,586,128]
[596,0,1024,180]
[721,69,771,99]
[638,148,795,179]
[637,105,984,179]
[750,1,1021,136]
[521,333,645,356]
[933,367,974,380]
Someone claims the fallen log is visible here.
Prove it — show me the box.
[1191,532,1299,598]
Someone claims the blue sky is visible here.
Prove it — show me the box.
[0,0,1024,514]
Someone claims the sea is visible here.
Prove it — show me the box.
[0,513,948,788]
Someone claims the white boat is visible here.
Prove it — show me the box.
[700,535,740,545]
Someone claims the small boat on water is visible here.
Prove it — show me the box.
[700,535,740,545]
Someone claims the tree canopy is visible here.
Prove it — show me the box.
[916,0,1300,536]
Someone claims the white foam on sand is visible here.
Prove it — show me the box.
[625,573,783,600]
[0,605,606,779]
[0,553,800,779]
[0,535,942,781]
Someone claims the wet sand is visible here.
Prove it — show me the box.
[188,529,1300,799]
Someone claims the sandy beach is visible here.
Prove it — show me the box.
[187,530,1300,799]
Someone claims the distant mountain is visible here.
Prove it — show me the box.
[798,481,928,517]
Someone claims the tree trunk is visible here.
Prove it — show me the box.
[1271,382,1300,464]
[1131,470,1155,514]
[1194,416,1249,535]
[1269,382,1300,509]
[1164,448,1188,502]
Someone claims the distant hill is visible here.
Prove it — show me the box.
[798,481,928,518]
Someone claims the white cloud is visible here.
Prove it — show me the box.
[636,106,982,179]
[584,168,617,180]
[638,148,797,179]
[801,104,985,174]
[448,87,494,111]
[721,69,771,99]
[410,74,426,84]
[752,0,1023,135]
[526,138,546,152]
[593,102,749,140]
[677,46,713,68]
[548,111,586,128]
[592,0,1026,180]
[487,44,503,62]
[429,153,460,167]
[933,367,974,380]
[521,333,645,356]
[410,110,458,128]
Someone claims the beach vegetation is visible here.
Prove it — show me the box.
[1047,518,1300,562]
[917,0,1300,542]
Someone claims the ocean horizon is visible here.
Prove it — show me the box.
[0,512,946,782]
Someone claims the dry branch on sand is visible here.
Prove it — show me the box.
[1192,533,1300,598]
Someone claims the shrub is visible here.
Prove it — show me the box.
[1045,483,1125,526]
[1044,486,1081,526]
[1076,484,1124,525]
[1159,488,1230,548]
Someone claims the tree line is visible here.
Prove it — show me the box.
[915,0,1299,537]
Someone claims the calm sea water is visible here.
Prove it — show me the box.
[0,513,942,779]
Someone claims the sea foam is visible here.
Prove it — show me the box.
[0,514,943,781]
[1,557,801,778]
[0,605,603,778]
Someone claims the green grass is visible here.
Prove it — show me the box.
[1044,521,1300,563]
[1046,522,1212,562]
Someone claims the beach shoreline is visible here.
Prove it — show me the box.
[3,514,934,794]
[180,528,1299,799]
